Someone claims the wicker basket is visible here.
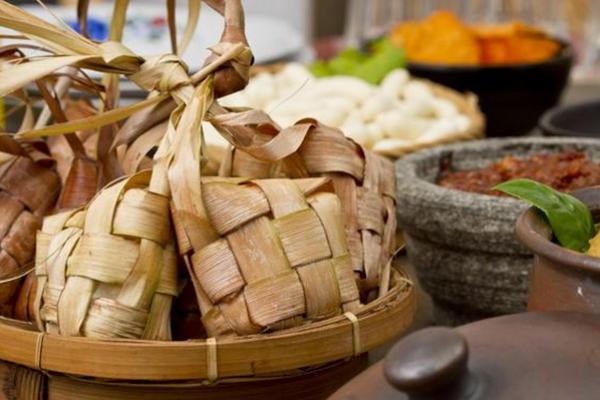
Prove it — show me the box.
[0,2,416,397]
[0,267,413,399]
[0,356,367,400]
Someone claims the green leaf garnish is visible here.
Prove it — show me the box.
[328,47,367,76]
[308,39,406,84]
[352,39,406,84]
[494,179,596,252]
[309,60,332,77]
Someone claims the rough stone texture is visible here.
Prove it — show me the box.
[396,137,600,324]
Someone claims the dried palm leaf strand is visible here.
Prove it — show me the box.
[35,78,100,211]
[0,5,251,151]
[0,3,252,226]
[190,177,360,337]
[129,1,254,283]
[107,0,249,153]
[212,114,397,298]
[38,0,135,211]
[35,172,178,340]
[47,98,99,184]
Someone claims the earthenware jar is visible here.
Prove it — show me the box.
[331,312,600,399]
[516,186,600,313]
[396,137,600,324]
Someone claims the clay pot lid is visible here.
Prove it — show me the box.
[331,312,600,399]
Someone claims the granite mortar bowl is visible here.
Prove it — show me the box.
[517,186,600,313]
[396,137,600,325]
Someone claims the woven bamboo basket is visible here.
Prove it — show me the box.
[0,0,416,396]
[0,267,413,399]
[0,356,368,400]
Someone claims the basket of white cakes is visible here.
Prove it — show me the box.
[203,63,485,160]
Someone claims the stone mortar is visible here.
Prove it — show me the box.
[396,137,600,324]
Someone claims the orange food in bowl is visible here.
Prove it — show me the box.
[390,11,480,65]
[389,11,561,66]
[473,22,561,64]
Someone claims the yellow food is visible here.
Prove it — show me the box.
[390,11,480,65]
[390,11,561,66]
[588,232,600,257]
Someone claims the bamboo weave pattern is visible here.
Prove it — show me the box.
[35,172,178,340]
[189,177,361,336]
[216,119,397,298]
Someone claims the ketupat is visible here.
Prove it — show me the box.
[149,14,363,336]
[0,0,238,339]
[213,115,397,301]
[191,177,360,336]
[0,0,396,339]
[0,137,60,320]
[35,172,177,339]
[10,0,138,324]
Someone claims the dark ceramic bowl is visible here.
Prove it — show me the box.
[407,40,574,137]
[396,137,600,325]
[516,186,600,313]
[540,99,600,137]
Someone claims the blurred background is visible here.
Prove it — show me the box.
[7,0,598,79]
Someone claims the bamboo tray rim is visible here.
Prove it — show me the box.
[0,270,415,381]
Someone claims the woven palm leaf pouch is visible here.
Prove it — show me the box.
[0,137,60,319]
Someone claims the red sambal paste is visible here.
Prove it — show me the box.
[438,151,600,195]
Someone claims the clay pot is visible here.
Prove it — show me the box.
[516,186,600,313]
[331,312,600,399]
[396,137,600,324]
